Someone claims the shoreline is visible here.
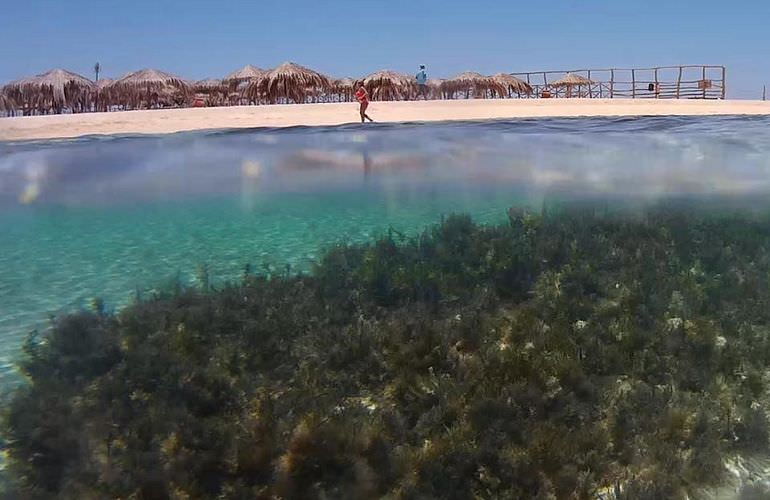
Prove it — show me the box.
[2,98,770,141]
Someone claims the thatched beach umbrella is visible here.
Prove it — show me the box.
[255,62,331,104]
[195,78,224,90]
[3,68,95,114]
[110,68,187,90]
[195,78,226,96]
[96,77,114,90]
[226,80,252,105]
[442,72,506,99]
[0,92,17,116]
[108,69,188,109]
[491,73,532,97]
[224,65,266,85]
[93,77,115,112]
[193,78,227,106]
[550,73,594,98]
[362,70,414,101]
[332,78,356,102]
[426,78,445,99]
[224,65,267,104]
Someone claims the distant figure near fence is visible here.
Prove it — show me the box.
[415,65,428,100]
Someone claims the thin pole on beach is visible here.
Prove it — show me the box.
[764,85,766,101]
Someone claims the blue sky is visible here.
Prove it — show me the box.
[1,0,768,98]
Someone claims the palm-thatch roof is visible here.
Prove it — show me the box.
[363,70,414,100]
[104,69,188,109]
[96,78,114,90]
[255,62,330,104]
[224,65,267,84]
[491,73,533,95]
[0,92,16,112]
[3,69,95,110]
[195,78,225,90]
[109,69,188,91]
[441,72,506,98]
[331,78,356,101]
[550,73,594,87]
[193,79,228,106]
[426,79,446,99]
[92,78,115,112]
[334,77,355,89]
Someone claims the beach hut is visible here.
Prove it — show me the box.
[550,73,594,98]
[107,69,188,110]
[441,72,506,99]
[2,68,95,114]
[255,62,331,104]
[363,70,414,101]
[491,73,532,98]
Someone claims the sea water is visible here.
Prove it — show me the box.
[2,115,770,393]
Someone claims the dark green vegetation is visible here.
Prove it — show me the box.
[5,206,770,499]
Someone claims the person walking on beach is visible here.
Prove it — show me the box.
[415,65,428,100]
[355,85,374,123]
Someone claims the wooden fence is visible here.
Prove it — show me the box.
[511,65,726,99]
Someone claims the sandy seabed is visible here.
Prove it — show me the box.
[2,98,770,141]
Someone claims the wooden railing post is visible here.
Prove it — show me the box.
[587,70,592,98]
[676,67,682,99]
[632,69,636,98]
[722,66,726,99]
[654,68,659,98]
[610,69,614,98]
[526,73,531,99]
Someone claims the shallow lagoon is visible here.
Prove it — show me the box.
[5,116,770,496]
[2,115,770,393]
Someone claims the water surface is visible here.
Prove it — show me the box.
[2,115,770,389]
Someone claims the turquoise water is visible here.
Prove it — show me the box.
[2,116,770,389]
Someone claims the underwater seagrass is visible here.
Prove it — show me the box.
[4,205,770,499]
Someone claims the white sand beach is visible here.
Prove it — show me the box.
[2,98,770,141]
